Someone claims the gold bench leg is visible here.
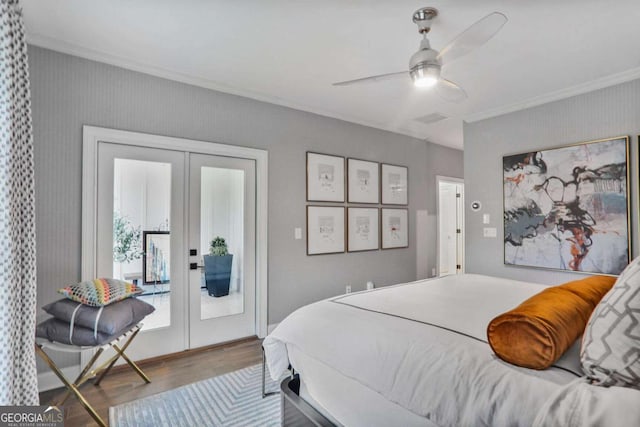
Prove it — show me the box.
[94,327,150,385]
[35,344,107,427]
[57,347,105,406]
[111,343,151,384]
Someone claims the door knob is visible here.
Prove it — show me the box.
[190,263,205,270]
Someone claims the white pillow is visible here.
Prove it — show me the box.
[581,257,640,389]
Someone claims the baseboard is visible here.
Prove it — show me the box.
[38,365,80,393]
[267,323,279,334]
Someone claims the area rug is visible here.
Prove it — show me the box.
[109,364,281,426]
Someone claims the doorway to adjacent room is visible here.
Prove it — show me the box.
[437,176,464,277]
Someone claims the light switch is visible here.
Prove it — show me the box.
[483,214,490,224]
[483,227,497,238]
[294,227,302,240]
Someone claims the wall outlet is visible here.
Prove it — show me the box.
[345,285,352,294]
[483,214,490,224]
[366,281,374,290]
[294,227,302,240]
[432,268,436,277]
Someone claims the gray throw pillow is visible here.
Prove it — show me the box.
[42,297,154,335]
[36,318,137,346]
[581,257,640,389]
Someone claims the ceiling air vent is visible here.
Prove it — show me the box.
[413,112,447,125]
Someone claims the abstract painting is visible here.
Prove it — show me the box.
[143,231,171,284]
[503,136,630,275]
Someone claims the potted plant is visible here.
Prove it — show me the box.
[203,237,233,297]
[113,213,142,263]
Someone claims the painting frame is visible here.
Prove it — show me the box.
[347,207,380,252]
[347,158,380,204]
[307,206,346,255]
[142,231,171,285]
[381,163,408,205]
[306,152,345,202]
[381,208,409,249]
[503,135,630,276]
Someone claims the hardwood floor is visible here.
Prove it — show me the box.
[39,337,263,426]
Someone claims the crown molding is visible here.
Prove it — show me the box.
[26,33,436,143]
[464,66,640,123]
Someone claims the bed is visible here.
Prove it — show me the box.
[264,274,640,427]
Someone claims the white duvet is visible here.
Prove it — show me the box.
[264,274,640,427]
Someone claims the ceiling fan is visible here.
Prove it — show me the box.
[333,7,507,102]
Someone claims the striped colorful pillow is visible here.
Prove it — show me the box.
[58,278,142,307]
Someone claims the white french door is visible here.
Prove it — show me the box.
[188,153,256,348]
[95,141,259,360]
[97,143,187,359]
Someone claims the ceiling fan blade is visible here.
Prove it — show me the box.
[332,71,407,86]
[436,12,507,65]
[436,78,467,103]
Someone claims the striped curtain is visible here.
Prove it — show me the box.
[0,0,39,405]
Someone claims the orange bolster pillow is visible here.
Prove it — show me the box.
[487,275,616,370]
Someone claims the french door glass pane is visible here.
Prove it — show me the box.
[113,158,171,330]
[200,166,245,320]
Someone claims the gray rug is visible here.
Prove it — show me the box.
[109,364,281,426]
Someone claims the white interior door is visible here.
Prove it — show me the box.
[438,179,464,277]
[188,153,256,348]
[97,142,187,359]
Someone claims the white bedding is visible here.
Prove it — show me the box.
[264,274,640,426]
[291,346,435,427]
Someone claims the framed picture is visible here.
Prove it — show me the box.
[307,206,345,255]
[381,208,408,249]
[347,208,379,252]
[503,136,630,275]
[381,164,408,205]
[307,152,345,202]
[142,231,171,284]
[348,158,379,204]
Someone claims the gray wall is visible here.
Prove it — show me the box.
[29,46,462,368]
[464,79,640,284]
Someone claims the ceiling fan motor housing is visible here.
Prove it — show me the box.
[409,39,439,68]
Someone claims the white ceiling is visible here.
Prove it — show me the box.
[21,0,640,149]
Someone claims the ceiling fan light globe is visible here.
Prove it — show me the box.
[413,75,438,88]
[410,63,440,88]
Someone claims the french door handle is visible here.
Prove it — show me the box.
[190,263,205,270]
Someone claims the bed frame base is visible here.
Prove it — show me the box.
[281,375,337,427]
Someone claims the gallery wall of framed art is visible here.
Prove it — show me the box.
[305,152,409,255]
